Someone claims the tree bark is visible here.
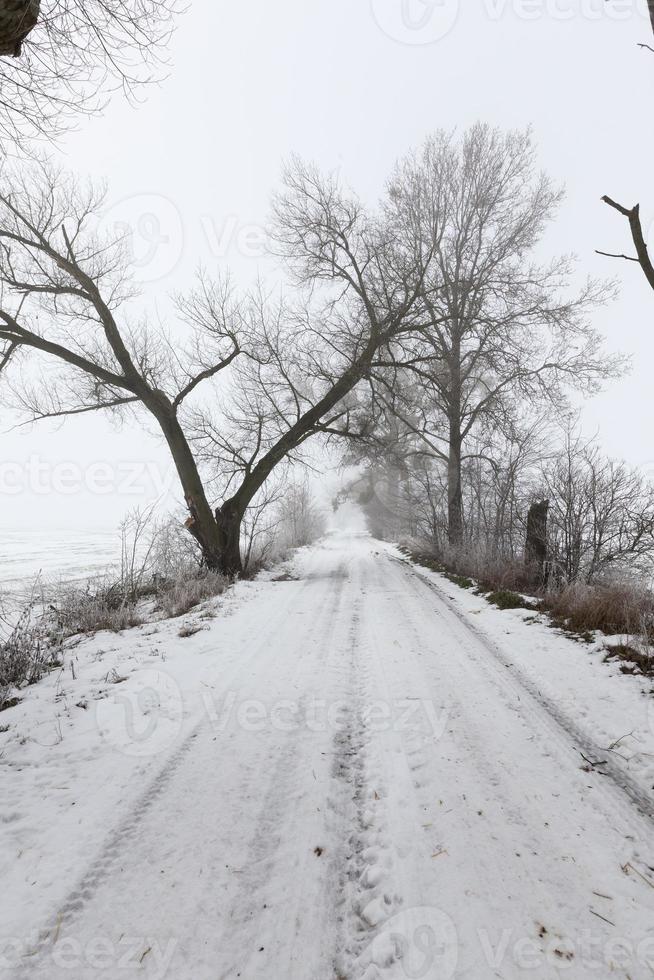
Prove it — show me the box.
[215,500,244,577]
[525,499,549,583]
[146,391,244,575]
[447,423,464,548]
[0,0,39,57]
[600,196,654,293]
[447,337,464,549]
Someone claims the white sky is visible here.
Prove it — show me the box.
[2,0,654,529]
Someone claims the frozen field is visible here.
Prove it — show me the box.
[0,528,120,602]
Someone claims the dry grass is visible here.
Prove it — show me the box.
[156,570,229,619]
[52,583,145,636]
[402,541,539,595]
[540,582,654,639]
[49,565,229,635]
[0,605,63,709]
[402,539,541,596]
[604,642,654,677]
[402,539,654,644]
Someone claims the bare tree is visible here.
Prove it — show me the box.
[596,5,654,283]
[0,0,182,147]
[276,478,326,549]
[543,425,654,583]
[0,158,430,573]
[376,124,618,547]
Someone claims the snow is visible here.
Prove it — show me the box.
[0,528,120,601]
[1,532,654,979]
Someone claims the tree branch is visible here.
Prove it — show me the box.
[600,195,654,292]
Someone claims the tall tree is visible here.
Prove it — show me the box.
[377,124,617,547]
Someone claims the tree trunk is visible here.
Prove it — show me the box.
[0,0,39,57]
[447,420,464,548]
[446,331,464,550]
[525,499,549,582]
[215,501,244,577]
[148,392,243,575]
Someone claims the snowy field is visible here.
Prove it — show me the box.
[1,532,654,979]
[0,528,120,603]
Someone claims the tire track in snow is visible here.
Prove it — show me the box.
[330,559,412,980]
[11,567,331,980]
[394,554,654,828]
[373,550,654,978]
[215,563,350,979]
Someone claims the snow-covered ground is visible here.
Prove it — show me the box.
[1,532,654,979]
[0,528,120,601]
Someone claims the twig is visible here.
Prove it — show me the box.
[595,250,639,263]
[622,861,654,889]
[589,908,615,926]
[607,731,634,752]
[580,752,607,769]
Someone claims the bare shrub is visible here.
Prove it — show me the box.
[157,571,229,619]
[540,580,654,638]
[241,477,326,576]
[404,539,541,595]
[276,480,326,550]
[403,539,654,640]
[51,581,145,636]
[147,515,229,615]
[0,603,62,708]
[149,515,203,581]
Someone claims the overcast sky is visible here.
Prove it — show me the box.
[2,0,653,529]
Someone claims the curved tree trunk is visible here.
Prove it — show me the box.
[147,393,244,576]
[0,0,39,57]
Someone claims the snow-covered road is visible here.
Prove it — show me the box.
[4,533,654,979]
